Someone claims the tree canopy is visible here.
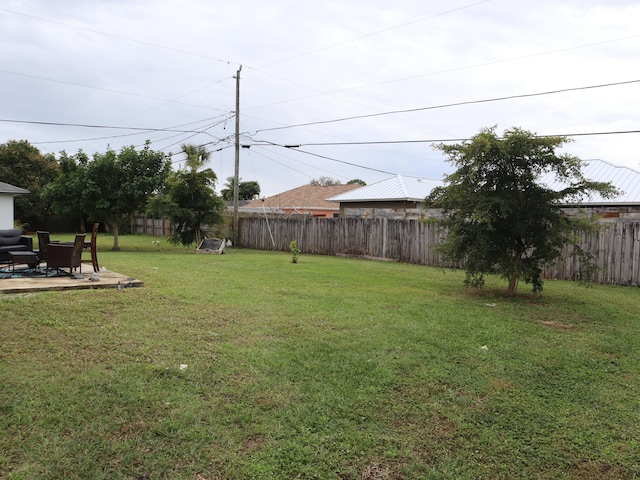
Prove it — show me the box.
[158,168,226,247]
[44,142,171,250]
[427,126,619,296]
[309,177,341,186]
[41,150,90,232]
[85,143,171,249]
[347,179,367,186]
[181,143,210,172]
[0,140,59,229]
[221,177,261,201]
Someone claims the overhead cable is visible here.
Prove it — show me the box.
[251,79,640,134]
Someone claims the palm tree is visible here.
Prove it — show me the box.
[181,144,210,172]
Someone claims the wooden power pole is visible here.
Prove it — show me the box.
[233,65,242,246]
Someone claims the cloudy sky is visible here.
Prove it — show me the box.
[2,0,640,196]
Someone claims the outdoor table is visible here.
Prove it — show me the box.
[8,251,39,272]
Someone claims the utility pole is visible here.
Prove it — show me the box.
[233,65,242,246]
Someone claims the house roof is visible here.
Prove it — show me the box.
[328,160,640,206]
[541,159,640,205]
[327,175,442,203]
[0,181,29,195]
[244,183,361,212]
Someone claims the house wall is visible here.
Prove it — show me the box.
[342,205,640,222]
[562,205,640,223]
[0,195,15,229]
[281,208,339,218]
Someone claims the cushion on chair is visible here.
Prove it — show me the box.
[0,245,28,254]
[0,229,22,246]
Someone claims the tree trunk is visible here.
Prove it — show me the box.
[111,223,120,251]
[507,249,524,296]
[507,273,519,297]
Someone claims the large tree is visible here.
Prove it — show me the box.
[0,140,59,229]
[83,142,172,250]
[427,127,619,296]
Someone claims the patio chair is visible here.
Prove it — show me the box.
[83,223,100,272]
[46,234,85,277]
[36,231,52,262]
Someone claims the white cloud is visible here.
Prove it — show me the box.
[2,0,639,196]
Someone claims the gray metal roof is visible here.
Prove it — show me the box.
[327,175,442,203]
[0,181,29,195]
[541,159,640,205]
[329,160,640,206]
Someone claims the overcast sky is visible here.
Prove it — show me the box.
[2,0,640,196]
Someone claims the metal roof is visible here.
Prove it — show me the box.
[541,159,640,205]
[0,181,29,195]
[327,175,442,203]
[329,160,640,206]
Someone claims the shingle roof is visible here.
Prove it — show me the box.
[327,175,442,203]
[0,181,29,195]
[244,183,361,211]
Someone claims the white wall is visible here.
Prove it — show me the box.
[0,195,15,229]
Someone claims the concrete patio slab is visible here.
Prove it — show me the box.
[0,267,143,294]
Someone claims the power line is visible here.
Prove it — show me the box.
[0,7,239,66]
[251,79,640,134]
[0,68,229,112]
[273,144,397,176]
[255,0,492,70]
[260,129,640,148]
[252,146,350,181]
[5,76,639,149]
[243,33,640,114]
[0,118,207,133]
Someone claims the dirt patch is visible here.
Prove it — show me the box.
[571,460,632,479]
[242,435,265,453]
[360,462,398,480]
[536,319,574,331]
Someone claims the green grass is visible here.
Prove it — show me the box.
[1,234,640,479]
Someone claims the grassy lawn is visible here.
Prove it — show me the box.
[1,234,640,479]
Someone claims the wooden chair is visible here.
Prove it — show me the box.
[83,223,100,272]
[46,234,85,277]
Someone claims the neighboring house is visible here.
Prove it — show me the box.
[0,181,30,229]
[328,160,640,221]
[542,159,640,222]
[327,175,443,219]
[241,184,361,218]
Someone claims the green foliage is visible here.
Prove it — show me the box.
[309,176,341,186]
[0,139,59,228]
[41,150,90,231]
[289,240,300,263]
[221,176,261,201]
[427,126,619,296]
[163,169,226,247]
[180,143,209,172]
[347,179,366,186]
[44,142,171,249]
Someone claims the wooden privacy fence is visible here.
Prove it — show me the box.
[238,217,640,286]
[132,215,172,237]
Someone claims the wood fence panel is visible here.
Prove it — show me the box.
[237,217,640,286]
